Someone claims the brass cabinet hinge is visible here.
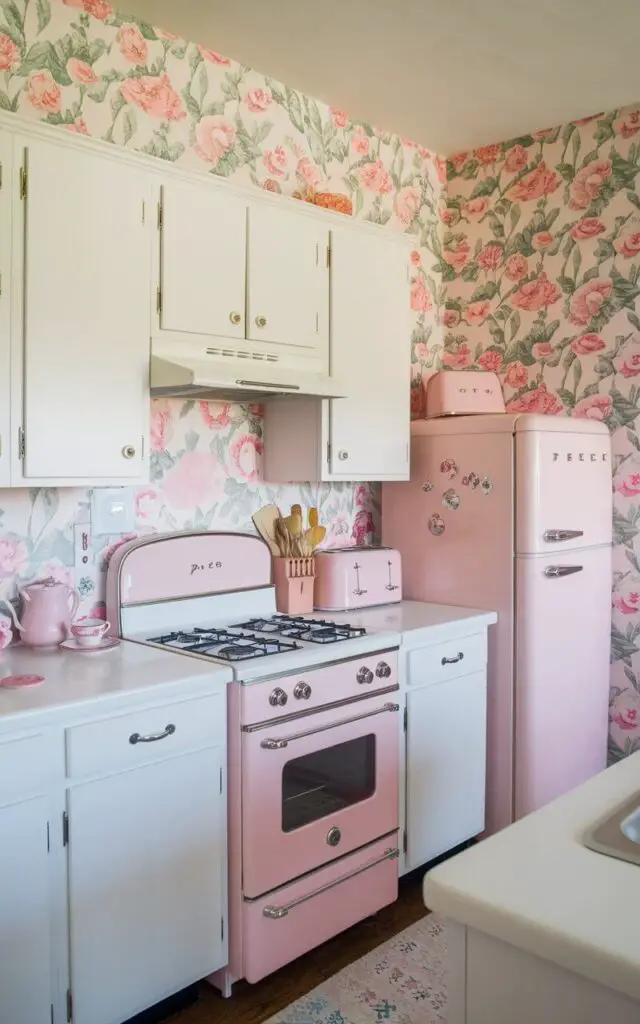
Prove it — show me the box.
[66,987,73,1023]
[157,201,163,230]
[19,165,27,200]
[17,427,25,460]
[326,245,331,269]
[156,286,162,315]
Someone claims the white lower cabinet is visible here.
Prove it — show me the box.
[0,797,52,1024]
[67,745,226,1024]
[404,647,488,871]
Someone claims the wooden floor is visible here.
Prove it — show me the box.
[167,872,427,1024]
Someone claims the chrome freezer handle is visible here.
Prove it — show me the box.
[544,529,584,543]
[544,565,583,578]
[262,847,400,919]
[260,702,400,750]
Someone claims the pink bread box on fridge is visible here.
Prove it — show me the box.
[425,370,506,417]
[314,547,402,611]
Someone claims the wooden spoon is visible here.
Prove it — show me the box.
[274,517,291,557]
[252,504,281,556]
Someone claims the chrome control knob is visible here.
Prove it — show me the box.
[375,661,392,679]
[294,681,312,700]
[356,666,374,685]
[269,687,288,707]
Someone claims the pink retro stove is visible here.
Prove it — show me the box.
[107,531,401,992]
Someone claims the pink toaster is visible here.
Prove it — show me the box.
[425,370,505,417]
[314,546,402,611]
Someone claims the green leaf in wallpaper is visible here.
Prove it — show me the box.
[610,389,640,429]
[613,510,640,550]
[136,20,158,41]
[16,40,72,85]
[556,162,575,182]
[188,44,202,75]
[286,86,304,134]
[1,1,24,45]
[469,175,499,200]
[122,108,137,145]
[35,0,51,35]
[509,311,521,340]
[556,387,576,409]
[611,267,640,310]
[195,61,208,106]
[572,246,582,279]
[0,91,18,112]
[627,311,640,332]
[181,87,201,122]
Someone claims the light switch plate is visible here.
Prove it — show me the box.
[91,489,135,536]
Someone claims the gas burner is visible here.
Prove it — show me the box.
[232,615,367,644]
[147,628,299,661]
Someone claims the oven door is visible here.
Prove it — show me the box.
[241,691,400,898]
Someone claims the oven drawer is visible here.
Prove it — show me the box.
[242,833,399,983]
[65,694,224,778]
[407,631,487,688]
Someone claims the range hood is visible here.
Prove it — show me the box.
[150,355,344,401]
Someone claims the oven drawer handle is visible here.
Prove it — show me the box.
[544,529,584,543]
[262,846,400,919]
[441,652,464,666]
[259,702,400,750]
[544,565,583,578]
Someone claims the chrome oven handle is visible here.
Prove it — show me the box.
[544,565,583,578]
[262,846,400,919]
[544,529,584,543]
[259,702,400,750]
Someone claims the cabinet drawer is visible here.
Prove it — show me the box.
[407,632,487,687]
[66,694,224,779]
[0,734,48,804]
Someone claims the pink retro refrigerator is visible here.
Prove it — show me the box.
[383,413,612,835]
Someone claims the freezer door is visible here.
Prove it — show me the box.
[515,427,612,554]
[514,545,611,819]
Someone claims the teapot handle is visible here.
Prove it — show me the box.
[67,587,80,622]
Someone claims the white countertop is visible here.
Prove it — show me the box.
[424,753,640,1001]
[315,601,497,647]
[0,641,232,728]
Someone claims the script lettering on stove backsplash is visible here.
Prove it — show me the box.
[190,561,223,575]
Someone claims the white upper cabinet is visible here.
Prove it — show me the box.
[0,133,10,488]
[156,179,247,341]
[247,204,329,370]
[13,135,150,484]
[263,229,410,482]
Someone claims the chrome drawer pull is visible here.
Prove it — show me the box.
[262,846,400,919]
[441,652,464,666]
[129,723,176,745]
[544,565,583,578]
[544,529,584,543]
[260,702,400,750]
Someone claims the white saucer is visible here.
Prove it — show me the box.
[60,636,120,653]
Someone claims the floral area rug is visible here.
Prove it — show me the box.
[266,915,447,1024]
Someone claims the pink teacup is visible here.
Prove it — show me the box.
[70,618,111,648]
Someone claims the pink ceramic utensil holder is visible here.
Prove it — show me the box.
[273,557,315,614]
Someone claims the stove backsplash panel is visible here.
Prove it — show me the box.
[0,399,379,638]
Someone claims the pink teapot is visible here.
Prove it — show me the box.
[1,577,79,648]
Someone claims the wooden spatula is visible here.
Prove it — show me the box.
[252,504,281,556]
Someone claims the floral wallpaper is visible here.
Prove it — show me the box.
[0,0,441,640]
[423,108,640,762]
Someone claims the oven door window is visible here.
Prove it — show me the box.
[282,733,376,832]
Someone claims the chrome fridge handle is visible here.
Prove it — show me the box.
[262,846,400,918]
[544,529,584,543]
[259,702,400,750]
[544,565,583,578]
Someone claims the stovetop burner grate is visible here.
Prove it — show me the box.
[232,614,367,644]
[147,627,300,661]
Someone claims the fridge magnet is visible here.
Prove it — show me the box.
[421,481,434,492]
[442,488,460,511]
[428,513,446,536]
[462,472,480,489]
[440,458,458,479]
[481,476,493,495]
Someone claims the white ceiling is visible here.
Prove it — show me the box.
[118,0,640,154]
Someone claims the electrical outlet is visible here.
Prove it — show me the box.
[74,523,97,602]
[91,489,135,536]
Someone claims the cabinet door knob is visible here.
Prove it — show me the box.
[229,311,242,325]
[338,450,349,461]
[255,315,267,328]
[121,445,136,460]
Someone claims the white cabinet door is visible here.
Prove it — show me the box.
[67,746,226,1024]
[247,204,329,365]
[158,179,247,341]
[329,229,410,479]
[17,136,149,482]
[0,798,52,1024]
[0,133,11,487]
[406,672,487,870]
